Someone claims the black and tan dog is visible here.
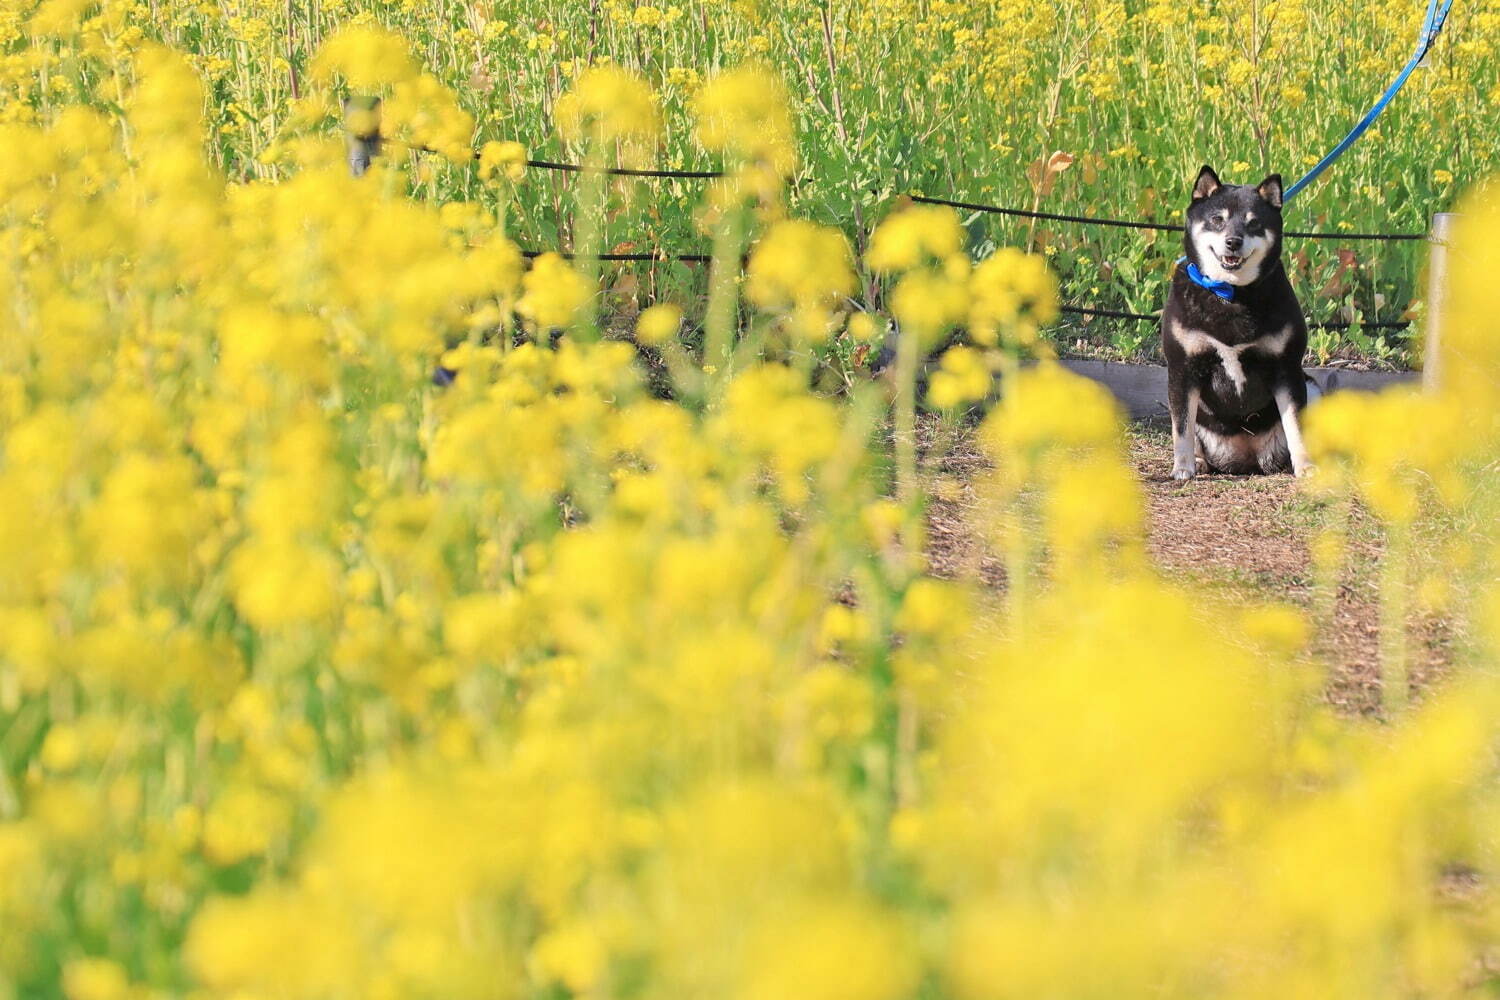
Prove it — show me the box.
[1161,166,1314,480]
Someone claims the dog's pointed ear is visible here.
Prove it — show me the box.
[1256,174,1284,208]
[1192,165,1222,201]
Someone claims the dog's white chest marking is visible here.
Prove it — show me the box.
[1169,321,1294,394]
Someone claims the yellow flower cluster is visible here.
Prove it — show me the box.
[866,205,1059,419]
[1300,182,1500,708]
[635,302,684,345]
[478,138,528,182]
[310,24,421,90]
[517,252,593,332]
[554,64,661,149]
[867,202,966,273]
[1306,183,1500,522]
[868,204,972,345]
[309,26,475,163]
[1305,387,1471,522]
[969,246,1060,351]
[694,64,798,178]
[696,65,798,223]
[745,220,857,342]
[2,16,1500,1000]
[981,361,1142,576]
[927,345,992,410]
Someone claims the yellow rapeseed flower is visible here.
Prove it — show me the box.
[479,139,528,181]
[969,246,1060,350]
[554,65,660,147]
[635,302,683,345]
[746,220,856,341]
[927,345,993,409]
[517,253,593,332]
[310,25,419,90]
[61,958,131,1000]
[694,65,797,176]
[866,204,965,273]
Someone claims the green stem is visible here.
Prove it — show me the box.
[894,323,920,507]
[997,353,1029,629]
[1379,520,1410,715]
[573,149,606,342]
[893,321,924,582]
[1312,495,1349,656]
[704,209,745,403]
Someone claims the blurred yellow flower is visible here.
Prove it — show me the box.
[846,311,883,343]
[518,252,592,332]
[636,302,683,345]
[746,220,856,341]
[479,139,528,181]
[554,65,660,147]
[230,538,342,629]
[695,65,797,177]
[927,345,993,409]
[310,25,419,90]
[969,246,1060,349]
[202,785,291,865]
[867,204,965,273]
[61,958,131,1000]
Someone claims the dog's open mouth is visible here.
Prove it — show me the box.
[1216,251,1245,271]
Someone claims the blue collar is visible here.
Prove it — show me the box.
[1177,255,1235,301]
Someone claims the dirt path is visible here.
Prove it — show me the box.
[924,421,1455,714]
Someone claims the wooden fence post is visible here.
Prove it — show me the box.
[1423,212,1457,392]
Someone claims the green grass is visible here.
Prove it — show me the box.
[104,1,1500,363]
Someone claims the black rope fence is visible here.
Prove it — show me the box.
[1057,304,1409,331]
[519,251,1409,331]
[519,248,715,263]
[911,194,1183,234]
[492,152,1427,242]
[524,158,725,180]
[910,193,1427,242]
[373,134,1428,332]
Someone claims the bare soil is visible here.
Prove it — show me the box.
[922,419,1457,715]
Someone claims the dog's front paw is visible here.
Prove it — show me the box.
[1171,462,1197,481]
[1294,463,1317,479]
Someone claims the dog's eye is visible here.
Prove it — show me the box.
[1208,215,1226,229]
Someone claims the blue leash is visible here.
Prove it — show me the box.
[1284,0,1455,202]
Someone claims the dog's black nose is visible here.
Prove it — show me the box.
[1225,236,1243,252]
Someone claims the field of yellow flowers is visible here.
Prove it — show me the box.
[2,6,1500,1000]
[8,0,1498,360]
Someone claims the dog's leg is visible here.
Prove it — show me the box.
[1274,385,1314,477]
[1169,383,1201,480]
